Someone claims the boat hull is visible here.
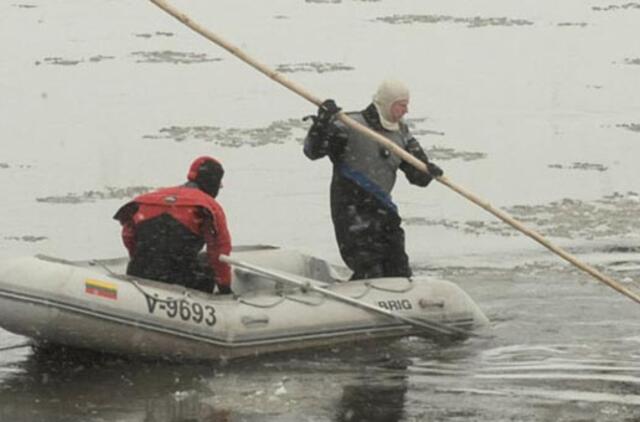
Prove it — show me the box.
[0,247,488,361]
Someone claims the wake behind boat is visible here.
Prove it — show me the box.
[0,245,488,361]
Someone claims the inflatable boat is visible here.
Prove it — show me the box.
[0,245,489,361]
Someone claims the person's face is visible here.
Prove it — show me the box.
[389,99,409,122]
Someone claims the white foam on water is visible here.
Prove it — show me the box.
[480,344,577,360]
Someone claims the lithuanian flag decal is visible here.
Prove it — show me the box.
[85,279,118,300]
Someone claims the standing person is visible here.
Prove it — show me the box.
[114,156,232,294]
[303,79,443,280]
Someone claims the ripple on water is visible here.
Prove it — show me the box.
[143,119,310,146]
[36,186,153,204]
[593,2,640,12]
[130,50,222,65]
[427,145,486,161]
[0,162,31,170]
[406,191,640,240]
[134,31,174,39]
[557,22,588,27]
[275,62,354,74]
[618,123,640,133]
[548,162,608,172]
[408,341,640,418]
[374,14,534,28]
[3,235,47,243]
[34,49,219,66]
[35,55,115,66]
[141,118,483,161]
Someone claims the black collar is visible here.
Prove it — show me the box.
[362,103,385,131]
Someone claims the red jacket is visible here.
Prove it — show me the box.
[120,185,232,288]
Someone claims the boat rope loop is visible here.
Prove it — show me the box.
[130,279,192,305]
[366,278,415,293]
[239,292,327,308]
[347,284,371,300]
[237,296,286,308]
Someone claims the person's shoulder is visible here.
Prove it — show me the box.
[335,110,363,128]
[190,188,224,211]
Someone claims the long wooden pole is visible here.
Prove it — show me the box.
[149,0,640,306]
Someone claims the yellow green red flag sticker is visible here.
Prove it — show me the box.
[85,279,118,300]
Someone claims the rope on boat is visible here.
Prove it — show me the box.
[348,283,372,300]
[89,259,414,311]
[0,342,31,352]
[284,293,326,306]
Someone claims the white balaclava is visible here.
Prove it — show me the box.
[372,79,410,131]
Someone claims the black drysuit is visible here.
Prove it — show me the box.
[303,104,434,280]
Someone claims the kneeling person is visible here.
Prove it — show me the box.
[114,156,232,294]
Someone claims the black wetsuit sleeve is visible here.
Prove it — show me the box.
[304,121,348,161]
[303,122,330,160]
[399,138,433,187]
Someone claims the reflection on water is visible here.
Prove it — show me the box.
[0,345,218,422]
[335,380,407,422]
[0,343,419,422]
[143,395,231,422]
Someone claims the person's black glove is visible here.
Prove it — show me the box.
[426,161,444,177]
[316,99,341,125]
[217,284,232,295]
[303,99,347,159]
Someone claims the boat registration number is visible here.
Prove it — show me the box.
[145,296,217,326]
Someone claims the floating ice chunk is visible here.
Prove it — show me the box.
[274,384,287,396]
